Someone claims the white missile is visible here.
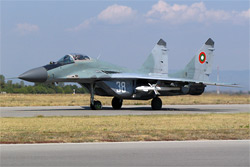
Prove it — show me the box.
[136,84,180,95]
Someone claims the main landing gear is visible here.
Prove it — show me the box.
[90,83,102,110]
[112,97,123,109]
[89,82,162,110]
[151,97,162,110]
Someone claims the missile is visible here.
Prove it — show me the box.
[136,85,180,95]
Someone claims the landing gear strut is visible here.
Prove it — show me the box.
[90,83,102,110]
[112,97,123,109]
[151,97,162,110]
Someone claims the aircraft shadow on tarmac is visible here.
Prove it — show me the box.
[84,106,234,113]
[17,106,234,113]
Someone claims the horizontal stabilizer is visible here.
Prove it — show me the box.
[203,82,241,88]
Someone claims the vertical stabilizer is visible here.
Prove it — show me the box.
[140,39,168,75]
[173,38,215,81]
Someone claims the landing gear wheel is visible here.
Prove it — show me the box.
[91,100,102,110]
[112,97,123,109]
[151,97,162,110]
[90,103,95,110]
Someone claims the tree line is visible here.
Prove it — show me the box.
[0,75,87,94]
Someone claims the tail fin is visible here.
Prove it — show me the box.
[139,39,168,75]
[174,38,215,81]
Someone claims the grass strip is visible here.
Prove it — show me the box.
[0,113,249,143]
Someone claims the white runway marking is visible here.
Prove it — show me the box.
[1,139,249,146]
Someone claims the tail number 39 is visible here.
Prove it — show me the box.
[116,81,126,93]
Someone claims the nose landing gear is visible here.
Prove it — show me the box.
[90,83,102,110]
[90,100,102,110]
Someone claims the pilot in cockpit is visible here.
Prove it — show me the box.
[73,54,90,61]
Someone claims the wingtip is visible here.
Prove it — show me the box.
[157,39,166,47]
[205,38,214,46]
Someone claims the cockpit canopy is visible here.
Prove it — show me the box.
[72,54,90,61]
[57,54,90,65]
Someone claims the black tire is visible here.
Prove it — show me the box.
[90,104,95,110]
[91,101,102,110]
[151,97,162,110]
[112,97,123,109]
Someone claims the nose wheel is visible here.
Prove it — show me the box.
[90,100,102,110]
[112,97,123,109]
[90,83,102,110]
[151,97,162,110]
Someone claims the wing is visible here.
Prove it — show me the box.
[107,73,240,87]
[54,71,240,87]
[51,70,239,87]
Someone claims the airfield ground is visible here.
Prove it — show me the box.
[0,94,249,144]
[0,93,249,107]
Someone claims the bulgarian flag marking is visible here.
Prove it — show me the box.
[199,52,206,64]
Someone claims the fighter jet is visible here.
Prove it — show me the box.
[19,38,237,110]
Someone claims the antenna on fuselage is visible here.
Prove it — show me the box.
[97,53,101,60]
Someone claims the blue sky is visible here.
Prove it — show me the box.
[1,0,249,79]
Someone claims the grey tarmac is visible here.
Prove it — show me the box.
[1,140,249,167]
[0,104,249,117]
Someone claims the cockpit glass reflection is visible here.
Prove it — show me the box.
[57,55,74,65]
[73,54,90,61]
[57,54,90,65]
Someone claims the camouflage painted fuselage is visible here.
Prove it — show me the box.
[19,38,235,101]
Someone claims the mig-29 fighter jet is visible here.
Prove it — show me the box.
[19,38,237,110]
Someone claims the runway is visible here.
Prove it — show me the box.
[1,140,249,167]
[0,104,249,117]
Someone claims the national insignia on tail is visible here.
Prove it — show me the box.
[199,52,206,64]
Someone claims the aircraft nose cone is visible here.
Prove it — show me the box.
[19,67,48,82]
